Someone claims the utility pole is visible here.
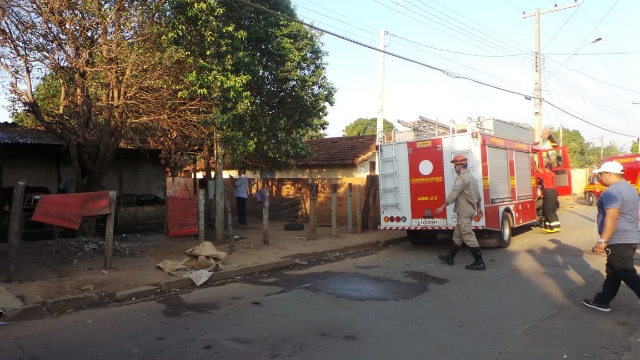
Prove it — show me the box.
[523,3,577,146]
[376,29,387,174]
[633,101,640,153]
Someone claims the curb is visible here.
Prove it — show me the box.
[2,237,407,323]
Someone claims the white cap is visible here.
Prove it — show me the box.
[593,161,624,174]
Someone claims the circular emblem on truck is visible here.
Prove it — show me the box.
[419,160,434,175]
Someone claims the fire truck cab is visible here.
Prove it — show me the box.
[583,154,640,206]
[377,116,571,248]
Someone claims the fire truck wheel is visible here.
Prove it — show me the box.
[587,192,595,206]
[497,213,512,248]
[406,230,437,245]
[407,230,423,245]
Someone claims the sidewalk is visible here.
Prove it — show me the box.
[0,221,407,323]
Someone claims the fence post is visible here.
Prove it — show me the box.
[8,180,26,282]
[262,183,270,245]
[198,188,205,243]
[331,183,337,237]
[104,191,116,269]
[308,183,318,240]
[356,184,362,234]
[347,183,353,233]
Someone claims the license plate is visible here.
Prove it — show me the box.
[418,218,443,226]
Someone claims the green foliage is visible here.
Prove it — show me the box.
[166,0,335,170]
[550,128,622,168]
[0,0,187,192]
[343,118,395,136]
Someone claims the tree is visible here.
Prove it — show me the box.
[166,0,336,171]
[0,0,192,192]
[343,118,395,136]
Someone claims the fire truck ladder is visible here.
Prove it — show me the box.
[378,129,400,210]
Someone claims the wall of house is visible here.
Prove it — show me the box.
[571,168,589,196]
[103,151,166,198]
[1,147,60,193]
[274,155,376,179]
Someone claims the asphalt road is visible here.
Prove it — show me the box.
[2,204,640,360]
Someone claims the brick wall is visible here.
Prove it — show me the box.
[167,176,380,227]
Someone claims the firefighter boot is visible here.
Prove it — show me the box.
[438,243,459,265]
[465,247,486,270]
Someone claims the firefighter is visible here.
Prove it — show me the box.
[539,162,561,233]
[435,155,486,270]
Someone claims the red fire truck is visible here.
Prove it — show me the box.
[583,154,640,206]
[377,117,571,248]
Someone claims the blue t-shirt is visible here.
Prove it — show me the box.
[596,181,640,244]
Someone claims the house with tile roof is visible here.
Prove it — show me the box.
[276,135,377,179]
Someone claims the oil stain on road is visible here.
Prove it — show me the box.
[243,271,449,301]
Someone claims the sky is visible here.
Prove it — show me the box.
[1,0,639,151]
[287,0,640,150]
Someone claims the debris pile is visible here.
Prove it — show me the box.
[156,242,227,286]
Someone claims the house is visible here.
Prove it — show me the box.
[278,135,377,178]
[0,122,167,239]
[175,135,380,226]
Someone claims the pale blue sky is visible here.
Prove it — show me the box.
[290,0,640,150]
[2,0,639,151]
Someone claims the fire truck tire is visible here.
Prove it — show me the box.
[587,192,595,206]
[407,230,424,245]
[497,213,513,248]
[406,230,437,245]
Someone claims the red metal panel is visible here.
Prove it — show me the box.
[407,138,446,220]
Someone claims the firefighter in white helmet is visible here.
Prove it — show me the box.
[435,155,486,270]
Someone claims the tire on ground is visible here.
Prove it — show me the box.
[284,222,304,231]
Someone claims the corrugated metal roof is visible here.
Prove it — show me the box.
[0,122,64,145]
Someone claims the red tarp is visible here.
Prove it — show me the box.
[31,192,111,230]
[166,195,198,237]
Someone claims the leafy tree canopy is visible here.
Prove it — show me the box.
[166,0,335,171]
[549,127,622,168]
[343,118,395,136]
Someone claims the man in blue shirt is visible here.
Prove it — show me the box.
[583,161,640,312]
[230,170,249,225]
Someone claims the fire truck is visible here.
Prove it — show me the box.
[377,116,571,248]
[583,154,640,206]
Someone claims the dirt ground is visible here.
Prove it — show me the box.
[1,195,584,306]
[0,222,378,305]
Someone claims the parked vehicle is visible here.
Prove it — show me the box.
[377,116,571,248]
[583,154,640,206]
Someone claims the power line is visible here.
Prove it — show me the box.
[240,0,635,138]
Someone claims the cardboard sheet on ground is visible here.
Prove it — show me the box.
[156,242,227,286]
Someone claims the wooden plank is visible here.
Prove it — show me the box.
[262,186,269,245]
[8,181,26,282]
[103,191,116,269]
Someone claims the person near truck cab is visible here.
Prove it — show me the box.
[583,161,640,312]
[539,162,561,233]
[435,155,486,270]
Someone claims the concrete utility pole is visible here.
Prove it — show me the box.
[633,101,640,153]
[523,3,577,146]
[376,29,387,174]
